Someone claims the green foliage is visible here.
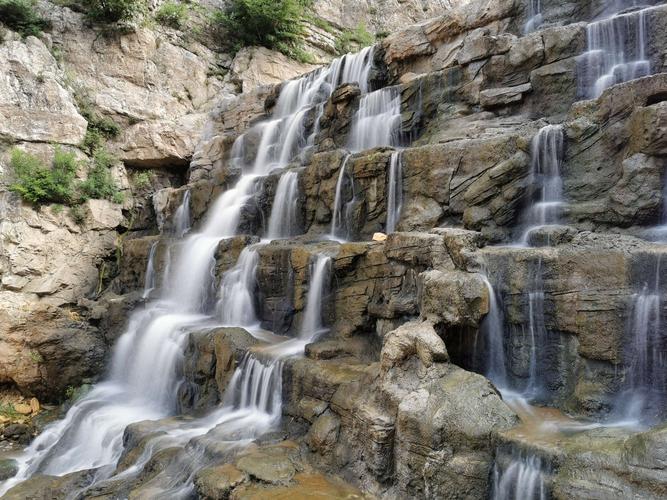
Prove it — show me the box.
[69,205,85,225]
[335,22,374,55]
[9,148,77,205]
[0,0,50,37]
[213,0,312,59]
[86,0,145,23]
[78,148,122,203]
[77,96,121,154]
[155,0,187,28]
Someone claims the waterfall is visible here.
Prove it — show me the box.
[616,255,666,425]
[524,0,543,33]
[1,45,372,496]
[348,86,402,152]
[577,6,652,99]
[524,289,547,398]
[218,246,260,328]
[173,189,191,238]
[647,170,667,241]
[386,151,404,233]
[480,276,508,389]
[266,171,299,239]
[520,125,565,244]
[330,155,354,241]
[491,446,549,500]
[300,254,331,339]
[142,241,159,299]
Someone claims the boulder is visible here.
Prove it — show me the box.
[419,270,490,327]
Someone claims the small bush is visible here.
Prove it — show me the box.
[0,0,51,37]
[155,1,187,29]
[9,148,77,205]
[86,0,145,23]
[214,0,312,58]
[80,108,120,154]
[132,170,152,189]
[78,148,121,202]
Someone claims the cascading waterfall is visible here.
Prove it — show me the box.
[520,124,565,244]
[173,189,191,238]
[331,155,354,241]
[524,0,543,33]
[577,6,652,99]
[1,46,373,497]
[386,150,404,233]
[616,255,666,425]
[142,240,159,299]
[348,86,402,152]
[266,170,299,239]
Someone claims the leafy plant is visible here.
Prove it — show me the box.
[86,0,145,23]
[9,148,77,205]
[132,170,152,189]
[213,0,312,59]
[155,0,187,28]
[0,0,51,37]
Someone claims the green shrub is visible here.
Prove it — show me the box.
[155,0,187,28]
[213,0,312,58]
[78,148,121,202]
[9,148,77,205]
[0,0,50,37]
[86,0,145,23]
[335,22,374,55]
[132,170,152,189]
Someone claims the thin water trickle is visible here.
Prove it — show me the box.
[386,151,404,233]
[142,241,159,299]
[173,189,191,238]
[331,155,354,241]
[480,276,508,388]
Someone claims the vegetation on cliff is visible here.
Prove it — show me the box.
[214,0,315,62]
[0,0,50,37]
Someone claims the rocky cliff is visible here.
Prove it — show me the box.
[1,0,667,498]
